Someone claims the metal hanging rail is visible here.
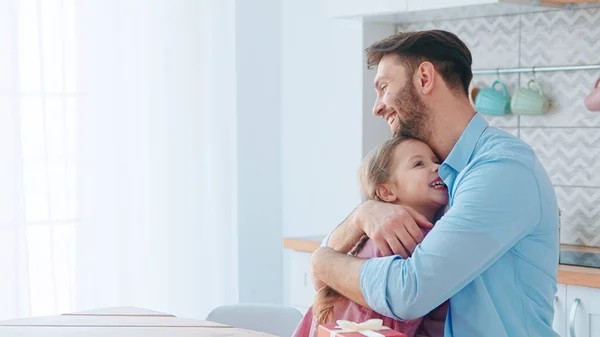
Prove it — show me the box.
[472,64,600,75]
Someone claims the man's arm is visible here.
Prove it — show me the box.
[316,158,542,320]
[321,209,365,253]
[361,158,541,319]
[314,202,433,291]
[311,247,368,307]
[312,213,365,292]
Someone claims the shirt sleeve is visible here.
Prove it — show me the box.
[359,157,542,320]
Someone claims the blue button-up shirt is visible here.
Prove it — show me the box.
[355,113,559,336]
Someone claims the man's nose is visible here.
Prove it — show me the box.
[373,101,386,116]
[432,163,440,172]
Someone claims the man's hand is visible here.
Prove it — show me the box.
[358,200,433,258]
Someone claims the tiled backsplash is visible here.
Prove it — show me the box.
[398,5,600,247]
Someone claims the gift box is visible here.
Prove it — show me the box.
[318,319,407,337]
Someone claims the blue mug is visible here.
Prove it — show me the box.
[475,80,511,116]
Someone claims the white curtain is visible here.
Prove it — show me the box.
[0,0,30,320]
[0,0,238,320]
[74,0,239,319]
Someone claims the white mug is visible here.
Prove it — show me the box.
[511,79,549,115]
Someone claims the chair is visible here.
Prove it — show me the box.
[206,303,303,336]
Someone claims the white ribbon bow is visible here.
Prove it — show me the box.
[330,319,389,337]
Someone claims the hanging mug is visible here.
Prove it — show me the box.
[511,79,550,115]
[584,78,600,112]
[475,80,510,116]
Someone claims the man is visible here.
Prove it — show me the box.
[311,30,559,336]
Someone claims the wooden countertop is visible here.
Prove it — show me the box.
[283,235,324,253]
[284,236,600,289]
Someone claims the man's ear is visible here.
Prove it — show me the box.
[375,184,397,203]
[416,61,436,95]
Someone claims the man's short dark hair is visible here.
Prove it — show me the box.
[366,30,473,96]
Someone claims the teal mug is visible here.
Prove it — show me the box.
[511,79,549,115]
[475,80,511,116]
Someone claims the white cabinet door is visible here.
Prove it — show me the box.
[566,285,600,337]
[328,0,546,19]
[289,252,317,310]
[328,0,408,18]
[411,0,540,11]
[555,284,568,337]
[407,0,498,11]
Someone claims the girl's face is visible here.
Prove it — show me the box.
[376,139,449,209]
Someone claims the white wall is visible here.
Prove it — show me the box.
[235,0,284,305]
[362,25,396,158]
[281,0,363,239]
[280,0,395,307]
[280,1,364,307]
[280,1,394,238]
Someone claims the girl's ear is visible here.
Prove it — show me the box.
[375,183,397,203]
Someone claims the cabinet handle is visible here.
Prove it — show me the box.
[569,298,581,337]
[554,295,558,309]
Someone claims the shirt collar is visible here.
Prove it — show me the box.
[442,113,488,173]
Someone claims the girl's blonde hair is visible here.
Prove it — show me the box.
[313,135,412,324]
[359,135,411,202]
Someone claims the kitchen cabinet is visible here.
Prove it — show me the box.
[287,261,599,336]
[328,0,542,18]
[566,285,600,337]
[406,0,513,12]
[287,267,598,337]
[555,284,568,337]
[289,251,316,314]
[328,0,408,18]
[539,0,600,3]
[285,237,600,335]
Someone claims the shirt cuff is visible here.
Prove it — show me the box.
[360,255,403,320]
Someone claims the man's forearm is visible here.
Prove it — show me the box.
[312,247,369,308]
[326,206,365,253]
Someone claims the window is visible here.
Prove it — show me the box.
[18,0,77,316]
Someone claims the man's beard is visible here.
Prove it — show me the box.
[391,81,430,142]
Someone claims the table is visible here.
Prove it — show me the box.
[0,307,277,336]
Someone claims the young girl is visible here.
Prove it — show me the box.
[292,136,449,337]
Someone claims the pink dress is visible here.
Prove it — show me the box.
[291,239,448,337]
